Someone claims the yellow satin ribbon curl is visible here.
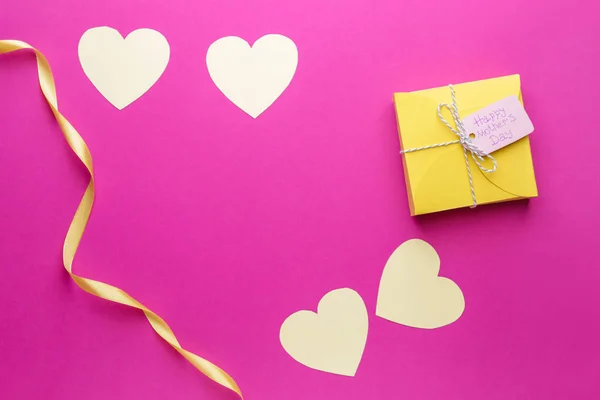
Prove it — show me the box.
[0,40,242,398]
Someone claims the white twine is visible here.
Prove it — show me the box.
[400,84,497,208]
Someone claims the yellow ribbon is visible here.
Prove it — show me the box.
[0,40,242,398]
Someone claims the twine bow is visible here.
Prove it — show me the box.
[400,84,497,208]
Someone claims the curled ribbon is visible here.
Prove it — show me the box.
[400,84,497,207]
[0,40,242,398]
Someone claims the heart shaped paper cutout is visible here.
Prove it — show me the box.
[376,239,465,329]
[78,27,170,110]
[280,288,368,376]
[206,34,298,118]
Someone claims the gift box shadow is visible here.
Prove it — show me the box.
[412,197,532,230]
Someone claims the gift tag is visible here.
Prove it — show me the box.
[462,95,534,155]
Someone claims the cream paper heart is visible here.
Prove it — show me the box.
[280,288,368,376]
[206,34,298,118]
[78,27,170,110]
[376,239,465,329]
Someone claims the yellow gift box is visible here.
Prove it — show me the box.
[393,74,538,216]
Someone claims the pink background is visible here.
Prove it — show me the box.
[1,0,599,399]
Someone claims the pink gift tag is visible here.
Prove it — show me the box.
[462,95,534,155]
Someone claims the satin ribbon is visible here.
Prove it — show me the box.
[0,40,242,398]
